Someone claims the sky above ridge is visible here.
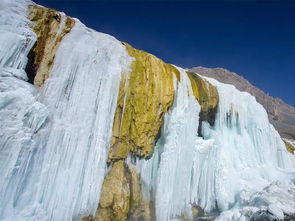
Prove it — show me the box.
[34,0,295,107]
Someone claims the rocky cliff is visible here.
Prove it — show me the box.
[190,67,295,140]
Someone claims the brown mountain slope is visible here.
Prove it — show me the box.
[190,66,295,140]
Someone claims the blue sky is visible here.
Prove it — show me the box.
[34,0,295,107]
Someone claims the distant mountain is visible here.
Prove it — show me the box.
[190,66,295,140]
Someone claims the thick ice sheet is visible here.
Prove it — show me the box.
[204,77,295,220]
[136,68,202,220]
[0,1,132,220]
[135,72,295,221]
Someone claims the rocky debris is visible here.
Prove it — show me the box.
[175,205,217,221]
[190,66,295,140]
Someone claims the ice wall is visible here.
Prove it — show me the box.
[136,68,201,220]
[135,72,295,221]
[0,1,132,220]
[1,1,295,221]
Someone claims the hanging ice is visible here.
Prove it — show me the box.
[135,72,295,221]
[136,68,202,221]
[0,0,132,220]
[1,0,295,221]
[204,78,295,220]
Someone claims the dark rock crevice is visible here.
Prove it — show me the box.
[197,105,218,137]
[25,43,37,84]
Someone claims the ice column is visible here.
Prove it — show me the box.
[0,1,132,220]
[135,72,295,221]
[136,68,206,220]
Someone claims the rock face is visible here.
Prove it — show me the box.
[108,43,180,161]
[190,66,295,140]
[27,4,75,87]
[186,71,219,135]
[283,139,295,154]
[95,161,151,221]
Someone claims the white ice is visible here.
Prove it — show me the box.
[0,0,132,220]
[136,68,203,221]
[1,0,295,221]
[135,72,295,221]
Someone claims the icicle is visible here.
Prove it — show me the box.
[203,77,295,220]
[0,1,132,220]
[136,68,204,220]
[135,72,295,221]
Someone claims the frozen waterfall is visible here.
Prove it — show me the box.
[135,71,295,220]
[0,0,132,220]
[1,0,295,221]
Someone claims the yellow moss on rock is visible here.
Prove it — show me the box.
[187,71,219,126]
[108,43,180,161]
[129,200,153,221]
[94,161,144,221]
[187,71,218,113]
[28,4,75,87]
[284,141,295,154]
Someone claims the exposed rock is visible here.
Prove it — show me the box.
[176,208,215,221]
[96,161,132,221]
[187,72,218,116]
[195,217,216,221]
[108,43,180,161]
[129,200,153,221]
[95,161,146,221]
[129,167,143,213]
[283,139,295,154]
[190,66,295,140]
[81,215,95,221]
[191,205,205,219]
[27,4,75,87]
[187,71,219,135]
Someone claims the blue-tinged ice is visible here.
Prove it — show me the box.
[0,0,132,220]
[1,0,295,221]
[135,71,295,221]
